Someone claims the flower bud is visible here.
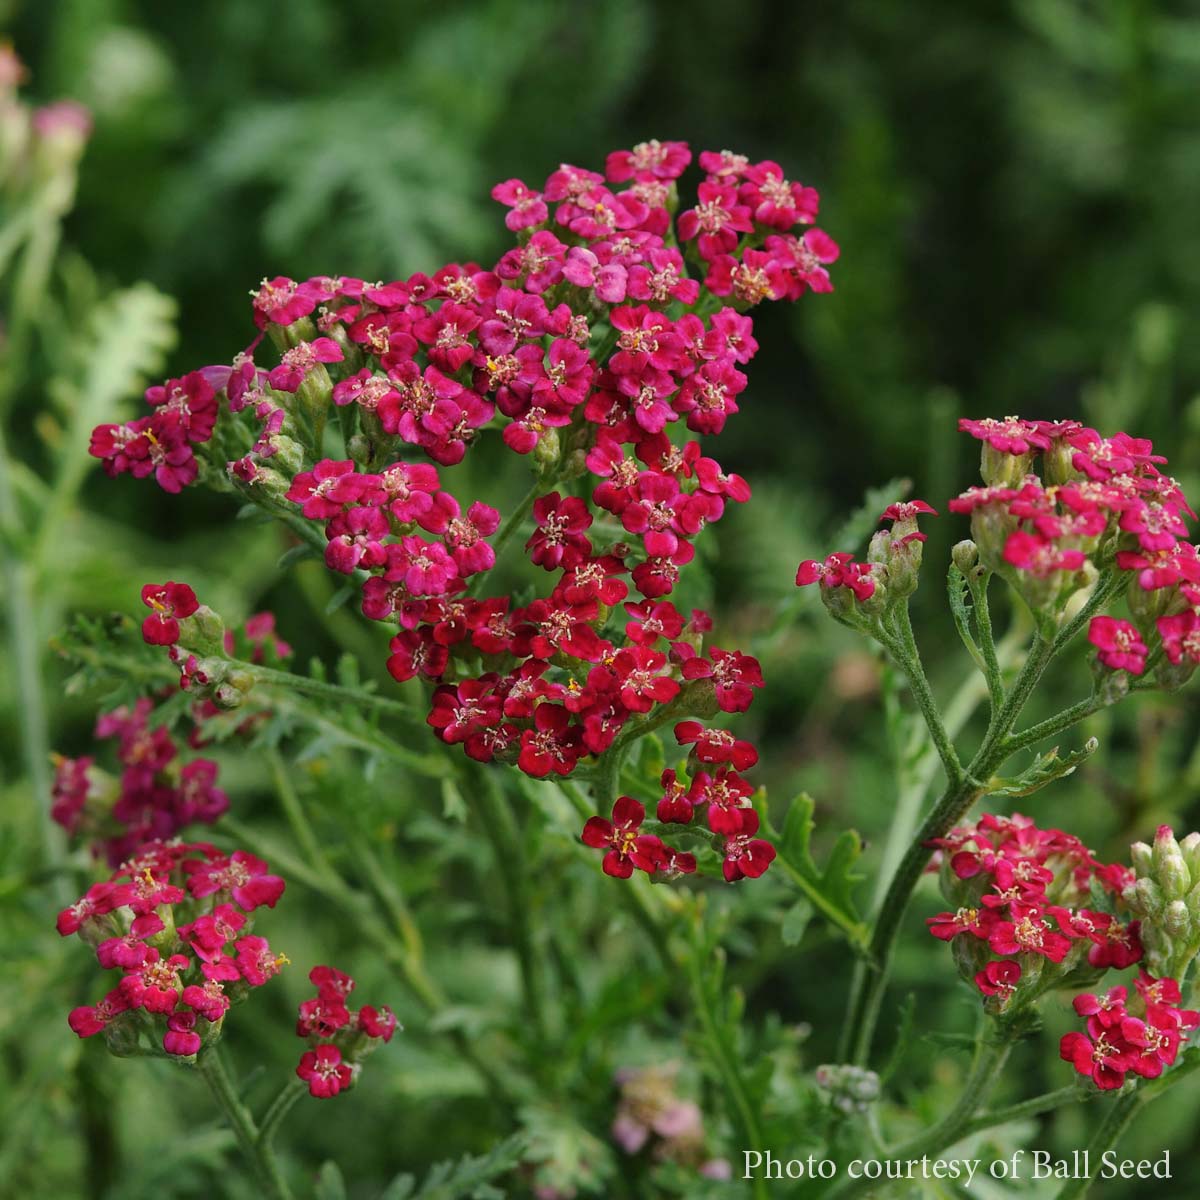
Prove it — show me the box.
[679,678,720,719]
[1181,833,1200,881]
[268,435,307,478]
[1127,823,1200,979]
[1153,825,1183,876]
[176,607,225,657]
[951,540,979,574]
[212,683,245,710]
[267,316,318,353]
[1127,876,1165,918]
[1156,659,1196,692]
[533,428,562,475]
[103,1015,142,1058]
[969,506,1018,574]
[1130,841,1153,877]
[1164,900,1192,939]
[226,668,256,693]
[1042,436,1079,487]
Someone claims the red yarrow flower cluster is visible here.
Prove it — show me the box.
[295,965,397,1099]
[52,698,228,866]
[60,839,286,1059]
[926,812,1141,1010]
[1061,973,1198,1090]
[86,140,825,880]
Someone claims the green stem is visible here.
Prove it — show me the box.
[251,664,424,727]
[196,1049,292,1200]
[884,1033,1011,1160]
[826,1030,1013,1200]
[267,747,332,878]
[968,570,1005,709]
[1006,695,1103,755]
[959,1085,1085,1138]
[256,1078,307,1149]
[1054,1092,1141,1200]
[1053,1053,1200,1199]
[884,604,963,786]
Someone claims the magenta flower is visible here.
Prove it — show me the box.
[184,850,285,911]
[491,178,548,230]
[140,581,199,645]
[581,797,662,878]
[297,1044,354,1099]
[1088,616,1148,675]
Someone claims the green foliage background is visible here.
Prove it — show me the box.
[3,0,1200,1196]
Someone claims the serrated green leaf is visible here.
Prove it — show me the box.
[767,793,870,953]
[989,738,1099,798]
[947,563,986,671]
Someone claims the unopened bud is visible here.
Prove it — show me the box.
[1130,877,1165,918]
[533,428,561,474]
[1164,900,1191,939]
[212,683,245,710]
[1130,841,1154,877]
[1153,825,1183,876]
[176,607,225,657]
[980,443,1032,489]
[951,540,979,573]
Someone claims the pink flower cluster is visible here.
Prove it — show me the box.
[89,370,218,493]
[926,812,1140,1007]
[294,965,397,1098]
[952,418,1198,639]
[51,698,228,866]
[1061,973,1197,1090]
[87,140,822,882]
[60,839,286,1058]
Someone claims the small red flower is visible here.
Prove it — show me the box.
[140,582,199,645]
[297,1044,354,1099]
[1087,616,1148,675]
[581,796,662,878]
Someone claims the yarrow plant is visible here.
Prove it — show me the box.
[39,79,1199,1190]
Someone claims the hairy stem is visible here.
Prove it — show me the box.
[1054,1092,1141,1200]
[196,1049,292,1200]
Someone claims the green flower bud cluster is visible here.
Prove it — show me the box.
[1123,825,1200,981]
[814,1063,880,1115]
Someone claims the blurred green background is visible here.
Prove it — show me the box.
[3,0,1200,1196]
